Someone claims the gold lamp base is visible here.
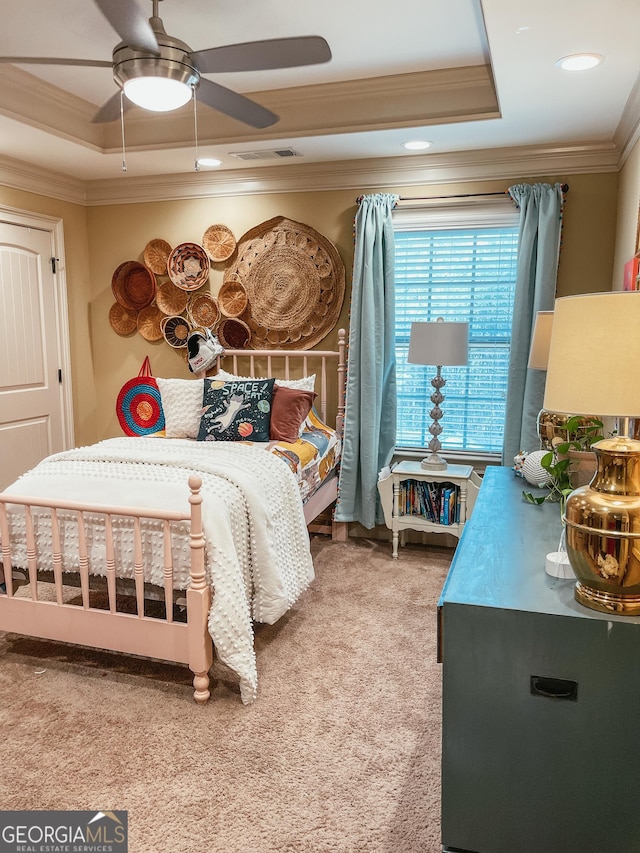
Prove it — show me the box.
[574,582,640,615]
[564,435,640,615]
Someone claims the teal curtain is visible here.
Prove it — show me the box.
[335,193,399,528]
[502,183,565,464]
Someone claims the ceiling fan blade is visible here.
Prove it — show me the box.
[0,57,112,67]
[94,0,159,54]
[191,36,331,74]
[91,91,132,124]
[197,78,279,128]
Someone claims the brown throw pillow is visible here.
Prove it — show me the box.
[270,385,317,443]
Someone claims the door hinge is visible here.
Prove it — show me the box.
[58,369,62,384]
[50,257,60,273]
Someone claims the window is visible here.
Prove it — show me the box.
[394,199,519,455]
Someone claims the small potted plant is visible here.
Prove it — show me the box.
[522,416,605,508]
[522,451,573,509]
[552,415,604,488]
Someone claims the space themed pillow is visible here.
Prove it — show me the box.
[197,377,275,442]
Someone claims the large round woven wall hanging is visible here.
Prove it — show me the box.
[222,216,345,350]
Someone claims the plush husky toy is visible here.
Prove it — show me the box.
[187,328,225,374]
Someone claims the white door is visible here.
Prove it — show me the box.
[0,222,68,489]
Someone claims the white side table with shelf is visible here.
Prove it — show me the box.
[385,461,475,559]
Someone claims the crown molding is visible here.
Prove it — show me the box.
[0,153,87,205]
[101,64,499,150]
[0,66,104,150]
[84,142,620,206]
[0,63,497,153]
[0,141,620,208]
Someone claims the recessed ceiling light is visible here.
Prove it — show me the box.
[556,53,603,71]
[196,157,222,168]
[402,140,432,151]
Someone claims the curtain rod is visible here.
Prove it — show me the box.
[396,183,569,202]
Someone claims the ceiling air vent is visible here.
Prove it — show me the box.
[229,148,303,161]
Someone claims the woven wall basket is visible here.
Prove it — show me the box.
[202,224,236,263]
[187,292,220,328]
[161,315,191,348]
[167,242,210,291]
[155,280,189,316]
[143,238,172,275]
[218,279,249,318]
[137,304,165,342]
[222,216,345,350]
[112,261,156,311]
[218,317,251,349]
[109,302,138,336]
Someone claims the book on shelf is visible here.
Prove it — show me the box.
[397,479,460,525]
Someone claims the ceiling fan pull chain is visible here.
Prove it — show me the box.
[193,86,200,172]
[120,91,127,173]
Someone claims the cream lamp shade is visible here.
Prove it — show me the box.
[531,307,603,450]
[528,310,554,370]
[543,292,640,418]
[407,320,469,366]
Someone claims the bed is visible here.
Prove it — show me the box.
[0,331,346,705]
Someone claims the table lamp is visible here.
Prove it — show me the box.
[544,291,640,615]
[408,318,469,471]
[528,310,598,450]
[528,310,554,371]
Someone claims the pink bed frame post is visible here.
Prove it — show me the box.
[331,328,349,543]
[185,475,214,704]
[336,328,346,439]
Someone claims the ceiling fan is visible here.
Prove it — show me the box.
[0,0,332,128]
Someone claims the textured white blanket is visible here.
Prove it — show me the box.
[4,437,315,703]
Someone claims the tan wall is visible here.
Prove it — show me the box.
[86,190,357,439]
[0,186,96,445]
[551,172,618,295]
[0,169,621,446]
[613,137,640,289]
[378,172,618,298]
[87,171,619,440]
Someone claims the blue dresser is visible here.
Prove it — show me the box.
[439,465,640,853]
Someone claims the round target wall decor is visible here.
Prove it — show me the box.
[116,357,165,436]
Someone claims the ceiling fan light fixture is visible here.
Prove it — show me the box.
[123,76,193,112]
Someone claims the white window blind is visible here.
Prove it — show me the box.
[393,199,519,455]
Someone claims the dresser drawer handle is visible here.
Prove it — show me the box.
[530,675,578,701]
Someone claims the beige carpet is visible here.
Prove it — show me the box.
[0,536,452,853]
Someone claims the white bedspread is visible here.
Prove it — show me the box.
[3,437,315,703]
